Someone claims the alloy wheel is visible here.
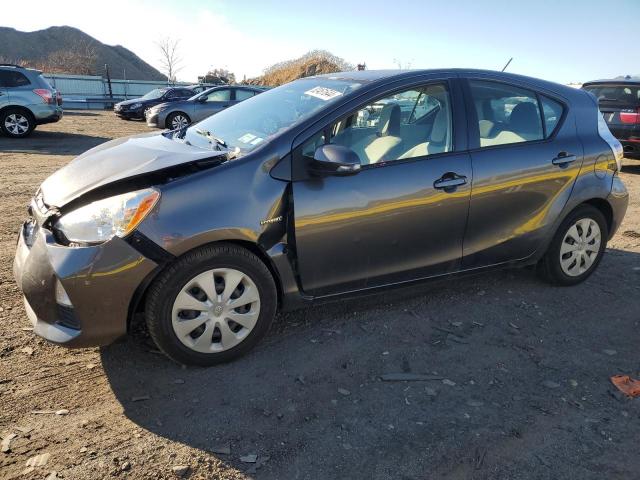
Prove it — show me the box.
[5,113,30,135]
[171,114,189,129]
[559,218,601,277]
[171,268,261,353]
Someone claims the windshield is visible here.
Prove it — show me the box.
[181,77,363,153]
[141,88,168,100]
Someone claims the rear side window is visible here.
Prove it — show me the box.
[235,89,256,101]
[540,96,563,137]
[469,80,543,147]
[0,70,31,87]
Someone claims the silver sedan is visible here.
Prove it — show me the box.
[146,85,266,130]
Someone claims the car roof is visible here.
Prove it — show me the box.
[314,68,580,97]
[583,77,640,86]
[0,63,41,74]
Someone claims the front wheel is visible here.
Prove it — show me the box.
[145,244,277,366]
[538,205,608,286]
[166,112,191,130]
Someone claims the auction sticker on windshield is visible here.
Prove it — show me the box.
[304,86,343,101]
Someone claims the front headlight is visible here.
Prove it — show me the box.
[129,102,142,110]
[55,188,160,244]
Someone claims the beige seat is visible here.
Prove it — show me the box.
[398,106,450,159]
[351,103,402,164]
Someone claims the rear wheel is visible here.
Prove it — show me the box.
[166,112,191,130]
[145,244,277,366]
[1,108,35,138]
[538,205,608,285]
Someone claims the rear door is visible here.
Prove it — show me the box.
[461,77,582,268]
[233,88,256,106]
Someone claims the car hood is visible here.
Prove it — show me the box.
[116,98,145,107]
[40,131,225,208]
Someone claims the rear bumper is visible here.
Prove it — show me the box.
[620,140,640,159]
[607,175,629,239]
[13,221,157,347]
[31,104,63,124]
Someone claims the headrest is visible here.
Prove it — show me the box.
[430,107,448,143]
[377,103,401,137]
[510,102,541,135]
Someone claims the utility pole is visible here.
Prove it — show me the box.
[104,63,113,109]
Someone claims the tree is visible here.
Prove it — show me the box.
[46,40,97,75]
[198,68,236,85]
[156,37,183,83]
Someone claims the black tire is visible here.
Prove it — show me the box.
[537,205,608,286]
[145,243,277,366]
[165,112,191,130]
[0,108,35,138]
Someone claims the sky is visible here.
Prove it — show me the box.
[2,0,639,84]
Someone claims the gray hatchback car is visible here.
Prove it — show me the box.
[0,64,63,138]
[145,85,266,130]
[13,69,629,366]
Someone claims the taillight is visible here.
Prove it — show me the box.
[597,111,623,172]
[620,107,640,124]
[33,89,53,104]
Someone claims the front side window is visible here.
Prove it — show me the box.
[204,89,231,102]
[302,83,453,165]
[469,80,543,147]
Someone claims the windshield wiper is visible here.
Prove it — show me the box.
[194,128,228,150]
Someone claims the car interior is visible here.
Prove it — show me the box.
[323,84,453,165]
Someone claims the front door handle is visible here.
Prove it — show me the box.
[434,174,467,190]
[552,153,577,166]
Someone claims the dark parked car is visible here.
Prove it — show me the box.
[146,85,266,129]
[582,78,640,159]
[114,86,196,120]
[14,69,628,366]
[0,64,63,138]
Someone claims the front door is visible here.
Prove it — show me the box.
[194,88,233,122]
[461,78,583,268]
[292,82,472,296]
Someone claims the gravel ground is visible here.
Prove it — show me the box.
[1,111,639,480]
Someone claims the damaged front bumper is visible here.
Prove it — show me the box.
[13,220,157,347]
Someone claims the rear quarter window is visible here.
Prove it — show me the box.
[540,96,564,137]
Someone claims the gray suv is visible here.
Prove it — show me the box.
[0,64,63,138]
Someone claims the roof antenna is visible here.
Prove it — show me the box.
[501,57,513,72]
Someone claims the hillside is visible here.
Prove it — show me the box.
[245,50,354,86]
[0,26,165,80]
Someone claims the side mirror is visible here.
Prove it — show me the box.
[197,96,207,103]
[309,144,361,176]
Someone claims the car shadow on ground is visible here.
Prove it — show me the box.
[100,248,640,479]
[0,130,110,156]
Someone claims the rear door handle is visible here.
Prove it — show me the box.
[552,153,577,166]
[434,174,467,190]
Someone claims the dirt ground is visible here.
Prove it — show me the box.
[0,111,639,480]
